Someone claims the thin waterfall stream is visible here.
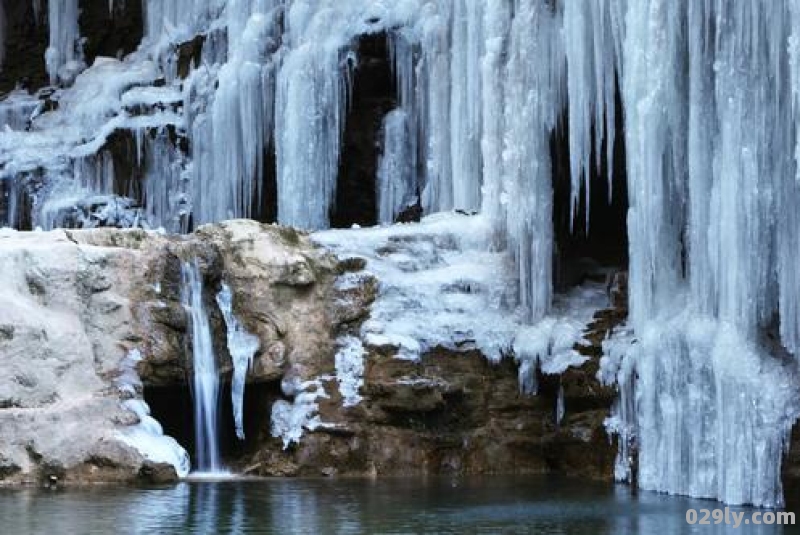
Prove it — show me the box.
[181,260,225,475]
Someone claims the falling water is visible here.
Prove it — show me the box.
[181,260,224,474]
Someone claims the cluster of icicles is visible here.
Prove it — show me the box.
[3,0,800,507]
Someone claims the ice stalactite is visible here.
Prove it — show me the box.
[0,91,39,131]
[376,109,413,224]
[191,5,281,225]
[32,0,43,25]
[334,336,365,407]
[216,283,259,441]
[141,0,225,53]
[271,376,326,449]
[46,0,82,85]
[275,16,353,229]
[781,0,800,358]
[478,0,511,229]
[556,383,565,426]
[601,0,800,507]
[494,1,564,323]
[562,0,623,225]
[416,3,453,216]
[448,0,483,212]
[139,127,191,233]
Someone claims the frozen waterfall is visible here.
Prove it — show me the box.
[2,0,800,507]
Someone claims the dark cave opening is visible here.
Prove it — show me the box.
[551,86,628,291]
[143,378,280,470]
[331,31,398,228]
[0,0,143,94]
[79,0,144,66]
[0,0,48,93]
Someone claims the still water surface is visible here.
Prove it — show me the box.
[0,475,797,534]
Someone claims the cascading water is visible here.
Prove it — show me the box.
[181,259,224,474]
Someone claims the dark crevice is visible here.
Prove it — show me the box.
[252,144,278,224]
[331,31,398,228]
[552,80,628,291]
[0,177,33,230]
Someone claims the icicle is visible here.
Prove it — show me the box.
[418,3,453,215]
[142,127,189,232]
[556,382,565,426]
[605,0,800,508]
[275,34,353,229]
[45,0,83,85]
[498,0,564,321]
[32,0,43,25]
[479,0,511,230]
[563,0,620,228]
[175,3,283,227]
[0,91,39,131]
[779,1,800,356]
[216,282,259,441]
[377,109,413,224]
[449,0,484,212]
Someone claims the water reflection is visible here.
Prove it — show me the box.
[0,476,796,534]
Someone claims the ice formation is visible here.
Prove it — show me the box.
[45,0,82,85]
[1,0,799,507]
[271,376,326,449]
[216,282,260,440]
[377,110,414,225]
[181,260,223,473]
[602,0,800,507]
[116,349,192,478]
[334,336,366,407]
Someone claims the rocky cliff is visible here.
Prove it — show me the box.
[0,218,619,486]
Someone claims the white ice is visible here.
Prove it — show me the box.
[216,282,260,441]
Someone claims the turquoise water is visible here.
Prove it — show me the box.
[0,475,797,534]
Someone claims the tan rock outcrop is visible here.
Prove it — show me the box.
[0,221,340,485]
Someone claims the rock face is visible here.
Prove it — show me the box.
[0,226,153,484]
[249,345,617,480]
[0,220,338,484]
[0,220,618,485]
